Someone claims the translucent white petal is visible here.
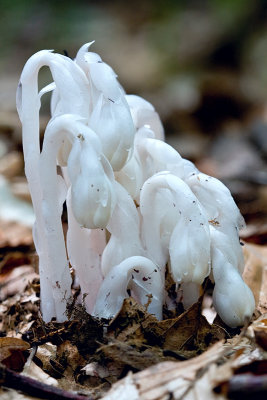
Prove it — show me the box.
[101,182,144,276]
[89,95,135,171]
[126,94,164,140]
[186,172,245,229]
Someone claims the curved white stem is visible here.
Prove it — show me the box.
[93,256,163,320]
[39,115,92,321]
[17,50,91,321]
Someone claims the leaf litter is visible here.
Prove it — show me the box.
[0,233,266,400]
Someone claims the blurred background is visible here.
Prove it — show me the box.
[0,0,267,245]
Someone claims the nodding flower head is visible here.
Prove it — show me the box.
[89,94,135,171]
[211,247,255,327]
[186,172,245,229]
[75,42,123,106]
[140,172,211,284]
[75,43,136,171]
[68,132,116,229]
[116,126,184,202]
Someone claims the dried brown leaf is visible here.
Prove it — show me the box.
[243,243,267,313]
[0,151,23,178]
[102,341,225,400]
[0,219,32,247]
[0,337,30,371]
[249,313,267,351]
[143,300,225,355]
[0,265,38,301]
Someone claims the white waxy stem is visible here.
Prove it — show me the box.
[93,256,163,320]
[180,282,201,309]
[39,114,101,321]
[101,181,144,276]
[68,129,116,229]
[140,172,211,286]
[125,94,165,140]
[17,50,90,321]
[66,190,106,314]
[116,126,184,203]
[212,247,255,327]
[32,221,55,321]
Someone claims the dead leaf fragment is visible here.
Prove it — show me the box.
[143,300,225,355]
[243,243,267,313]
[0,219,32,247]
[102,341,225,400]
[0,337,30,362]
[22,361,58,387]
[0,265,38,301]
[0,151,23,178]
[0,337,30,371]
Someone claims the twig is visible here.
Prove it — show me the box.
[0,363,93,400]
[215,374,267,399]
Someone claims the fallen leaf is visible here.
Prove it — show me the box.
[102,341,225,400]
[0,265,38,301]
[22,361,58,386]
[243,243,267,313]
[0,337,30,371]
[0,176,34,229]
[0,337,30,362]
[250,313,267,351]
[0,151,23,178]
[0,219,32,247]
[81,362,110,379]
[35,342,58,375]
[143,300,225,355]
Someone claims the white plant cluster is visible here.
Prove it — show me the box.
[17,43,255,328]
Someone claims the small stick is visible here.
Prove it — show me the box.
[228,374,267,398]
[0,363,93,400]
[215,374,267,399]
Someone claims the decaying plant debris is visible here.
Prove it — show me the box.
[0,236,267,400]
